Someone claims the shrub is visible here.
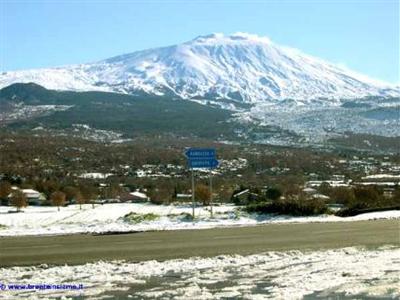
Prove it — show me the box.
[149,187,172,205]
[265,187,282,201]
[329,187,355,205]
[353,186,380,205]
[123,213,159,224]
[167,212,194,222]
[195,184,211,205]
[245,197,327,216]
[335,186,399,217]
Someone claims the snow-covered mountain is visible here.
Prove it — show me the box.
[1,33,398,103]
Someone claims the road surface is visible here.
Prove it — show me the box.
[0,219,399,267]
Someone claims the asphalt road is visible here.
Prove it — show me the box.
[0,219,399,267]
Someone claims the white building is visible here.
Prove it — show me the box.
[9,187,46,205]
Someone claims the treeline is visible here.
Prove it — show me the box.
[318,185,400,216]
[242,184,400,217]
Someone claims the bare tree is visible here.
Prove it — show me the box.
[79,184,98,209]
[75,191,86,210]
[51,191,66,211]
[10,190,27,212]
[63,186,79,203]
[195,184,211,206]
[100,184,123,204]
[0,181,12,202]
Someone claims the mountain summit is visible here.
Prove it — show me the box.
[1,33,398,102]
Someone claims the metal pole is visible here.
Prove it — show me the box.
[191,168,195,219]
[210,170,213,218]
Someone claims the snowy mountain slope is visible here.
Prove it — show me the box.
[1,33,398,103]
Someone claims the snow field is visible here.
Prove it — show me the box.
[0,246,398,299]
[0,203,399,236]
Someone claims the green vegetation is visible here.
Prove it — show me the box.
[0,129,399,215]
[123,212,160,224]
[317,185,400,216]
[232,209,242,220]
[1,86,399,217]
[265,187,282,201]
[167,212,194,222]
[1,83,238,139]
[246,198,328,216]
[335,188,400,217]
[330,133,400,154]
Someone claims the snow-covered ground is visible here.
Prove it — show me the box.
[0,246,399,299]
[0,203,399,237]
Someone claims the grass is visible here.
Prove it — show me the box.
[122,213,160,224]
[167,212,194,222]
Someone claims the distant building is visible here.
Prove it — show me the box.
[120,190,149,202]
[327,203,344,212]
[312,193,330,201]
[302,187,317,194]
[8,187,46,205]
[176,193,192,201]
[232,189,250,203]
[232,189,259,205]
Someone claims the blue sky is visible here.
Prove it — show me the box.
[1,0,399,84]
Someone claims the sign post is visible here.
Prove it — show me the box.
[209,170,213,217]
[185,148,219,218]
[191,168,195,218]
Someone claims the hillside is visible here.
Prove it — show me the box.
[0,83,238,139]
[1,33,398,104]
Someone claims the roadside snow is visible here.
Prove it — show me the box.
[0,203,399,237]
[1,246,399,299]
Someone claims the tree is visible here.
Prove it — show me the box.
[63,186,79,203]
[195,184,211,205]
[393,188,400,202]
[79,184,98,209]
[75,191,85,210]
[148,186,172,205]
[0,181,12,201]
[218,185,234,203]
[39,179,60,199]
[353,186,380,205]
[347,186,384,209]
[62,186,86,209]
[265,187,282,201]
[318,182,332,196]
[101,184,123,199]
[51,191,66,211]
[330,187,355,205]
[10,190,27,212]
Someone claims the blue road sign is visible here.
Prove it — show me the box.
[188,158,219,169]
[185,148,216,159]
